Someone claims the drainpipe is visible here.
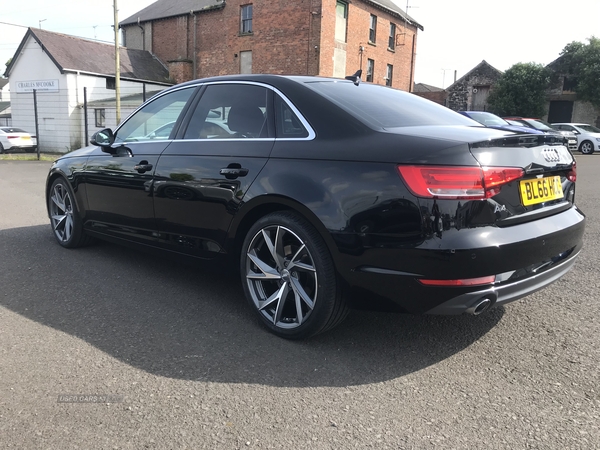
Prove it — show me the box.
[114,0,121,124]
[191,11,197,79]
[408,33,415,92]
[137,17,145,51]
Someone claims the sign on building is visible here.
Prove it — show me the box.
[16,79,59,93]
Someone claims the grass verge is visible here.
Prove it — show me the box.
[0,153,62,161]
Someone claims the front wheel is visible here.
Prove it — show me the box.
[240,211,347,339]
[579,140,594,154]
[48,178,94,248]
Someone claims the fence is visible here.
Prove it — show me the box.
[10,84,165,155]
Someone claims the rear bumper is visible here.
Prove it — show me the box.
[335,204,585,314]
[425,248,579,315]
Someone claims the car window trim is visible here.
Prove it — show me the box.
[173,81,316,142]
[112,84,202,145]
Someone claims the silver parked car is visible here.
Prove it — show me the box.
[551,123,600,154]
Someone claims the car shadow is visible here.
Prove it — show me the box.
[0,225,504,387]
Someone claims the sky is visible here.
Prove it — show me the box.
[1,0,599,87]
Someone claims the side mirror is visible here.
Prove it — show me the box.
[91,128,115,149]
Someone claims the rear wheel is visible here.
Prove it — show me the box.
[48,178,94,248]
[240,211,347,339]
[0,143,4,153]
[579,140,594,154]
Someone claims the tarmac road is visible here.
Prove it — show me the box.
[0,158,598,449]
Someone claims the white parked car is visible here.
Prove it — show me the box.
[0,127,37,153]
[551,123,600,154]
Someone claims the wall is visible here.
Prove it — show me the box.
[572,101,600,127]
[320,0,418,90]
[413,90,446,106]
[446,63,501,111]
[123,22,152,52]
[8,36,68,152]
[123,0,417,89]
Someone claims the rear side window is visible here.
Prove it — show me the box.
[304,81,475,129]
[274,94,309,138]
[183,84,269,139]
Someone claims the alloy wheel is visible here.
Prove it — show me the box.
[49,182,75,243]
[580,141,593,154]
[245,225,318,329]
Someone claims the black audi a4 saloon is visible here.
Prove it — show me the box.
[46,75,585,338]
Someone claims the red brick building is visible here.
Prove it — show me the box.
[121,0,422,91]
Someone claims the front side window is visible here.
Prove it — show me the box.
[386,64,393,87]
[115,87,195,143]
[389,23,396,50]
[241,4,253,34]
[335,1,347,42]
[183,84,268,139]
[366,59,374,82]
[369,15,377,44]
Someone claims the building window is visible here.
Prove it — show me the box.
[386,64,393,86]
[369,15,377,44]
[95,109,106,128]
[241,4,253,34]
[366,59,374,82]
[335,1,347,43]
[389,23,396,50]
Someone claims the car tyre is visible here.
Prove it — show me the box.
[48,178,94,248]
[579,140,594,154]
[240,211,347,339]
[0,142,4,154]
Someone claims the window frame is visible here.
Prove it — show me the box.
[95,108,106,128]
[240,4,253,34]
[369,14,377,44]
[386,64,393,87]
[335,1,348,43]
[366,59,374,83]
[388,23,396,50]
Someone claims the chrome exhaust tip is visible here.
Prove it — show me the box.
[466,298,493,316]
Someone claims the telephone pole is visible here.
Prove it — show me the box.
[114,1,121,124]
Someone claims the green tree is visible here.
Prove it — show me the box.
[3,57,12,76]
[487,63,550,117]
[557,37,600,109]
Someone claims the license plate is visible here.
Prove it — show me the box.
[22,136,31,140]
[519,176,563,206]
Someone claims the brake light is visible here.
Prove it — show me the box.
[568,161,576,182]
[398,165,524,199]
[419,276,496,286]
[7,135,18,139]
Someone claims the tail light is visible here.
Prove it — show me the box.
[7,135,18,139]
[567,161,576,182]
[398,165,524,200]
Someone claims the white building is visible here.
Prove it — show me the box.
[5,28,172,152]
[0,79,10,126]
